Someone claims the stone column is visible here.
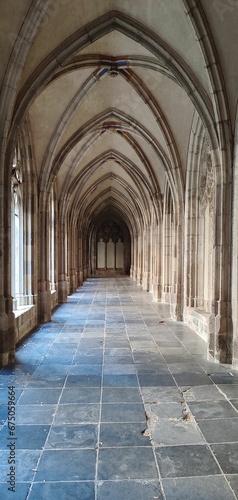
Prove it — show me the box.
[0,176,16,365]
[38,203,52,320]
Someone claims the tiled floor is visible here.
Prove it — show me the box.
[0,277,238,499]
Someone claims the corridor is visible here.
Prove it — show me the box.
[0,277,238,499]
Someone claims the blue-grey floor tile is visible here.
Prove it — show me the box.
[138,373,176,387]
[98,447,158,480]
[73,356,103,365]
[182,385,226,402]
[102,387,142,403]
[168,362,204,373]
[60,387,101,404]
[100,422,150,447]
[40,355,74,365]
[46,424,98,449]
[211,443,238,473]
[0,374,29,388]
[0,388,23,405]
[65,375,101,387]
[0,483,30,499]
[209,373,238,385]
[141,386,184,403]
[15,404,56,424]
[226,475,238,498]
[0,364,37,376]
[101,403,146,423]
[27,374,67,388]
[145,402,185,420]
[18,388,61,405]
[133,354,165,364]
[162,476,236,500]
[155,444,220,478]
[103,375,138,387]
[160,353,195,364]
[231,399,238,411]
[173,372,213,386]
[104,348,132,356]
[74,348,103,357]
[150,419,205,446]
[79,339,104,349]
[36,449,96,481]
[0,406,9,425]
[198,418,238,443]
[0,425,50,449]
[69,364,102,375]
[54,404,100,424]
[188,400,238,420]
[103,364,136,375]
[217,385,238,398]
[136,364,169,374]
[97,480,164,500]
[28,481,95,500]
[0,450,41,481]
[104,355,134,364]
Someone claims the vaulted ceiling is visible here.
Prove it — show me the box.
[1,0,237,232]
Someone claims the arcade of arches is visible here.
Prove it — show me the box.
[1,0,238,368]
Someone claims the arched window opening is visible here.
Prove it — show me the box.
[11,147,24,309]
[96,220,125,271]
[49,188,56,292]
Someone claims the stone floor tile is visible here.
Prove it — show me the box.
[103,364,136,374]
[145,402,185,420]
[173,372,213,386]
[211,443,238,473]
[15,405,56,424]
[198,418,238,443]
[141,386,184,403]
[155,444,220,478]
[36,449,96,481]
[97,480,164,500]
[0,450,41,482]
[101,403,146,423]
[182,385,226,402]
[69,364,102,375]
[102,374,138,387]
[226,475,238,498]
[28,482,95,500]
[98,447,158,480]
[162,476,236,500]
[136,364,169,374]
[188,400,238,420]
[232,400,238,410]
[0,424,50,450]
[60,387,101,404]
[0,483,31,500]
[217,385,238,398]
[168,362,204,373]
[65,374,101,387]
[73,355,103,365]
[0,388,23,405]
[138,373,176,387]
[102,387,142,403]
[209,373,238,385]
[17,388,62,405]
[100,422,150,447]
[46,424,98,449]
[54,404,100,424]
[150,419,205,446]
